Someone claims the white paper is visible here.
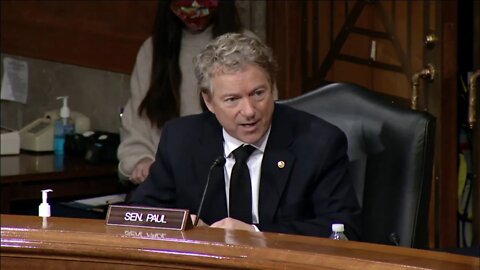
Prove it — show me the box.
[1,57,29,104]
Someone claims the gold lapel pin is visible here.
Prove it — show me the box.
[277,161,285,169]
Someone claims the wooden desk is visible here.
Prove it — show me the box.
[1,215,477,270]
[0,153,124,213]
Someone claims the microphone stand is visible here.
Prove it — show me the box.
[194,156,225,226]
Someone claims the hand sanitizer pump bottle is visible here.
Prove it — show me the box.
[54,96,75,155]
[39,189,53,228]
[38,189,53,218]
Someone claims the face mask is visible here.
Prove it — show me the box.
[170,0,219,32]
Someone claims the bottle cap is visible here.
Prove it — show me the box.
[332,223,344,232]
[38,189,53,217]
[57,96,70,118]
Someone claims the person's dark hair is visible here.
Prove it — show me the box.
[138,0,243,128]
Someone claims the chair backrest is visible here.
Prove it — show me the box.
[278,82,436,248]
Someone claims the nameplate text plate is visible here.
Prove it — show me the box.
[106,205,193,231]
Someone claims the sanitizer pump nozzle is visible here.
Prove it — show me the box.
[56,96,70,119]
[39,189,53,217]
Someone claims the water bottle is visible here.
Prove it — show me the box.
[329,223,348,240]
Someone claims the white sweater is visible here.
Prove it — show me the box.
[117,28,213,179]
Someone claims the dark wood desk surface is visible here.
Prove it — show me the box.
[0,153,124,213]
[1,214,478,270]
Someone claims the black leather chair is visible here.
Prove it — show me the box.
[279,82,436,249]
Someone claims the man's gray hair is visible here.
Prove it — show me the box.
[194,33,277,94]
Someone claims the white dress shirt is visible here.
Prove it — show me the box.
[222,128,271,224]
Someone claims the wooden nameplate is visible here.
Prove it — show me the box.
[106,205,193,231]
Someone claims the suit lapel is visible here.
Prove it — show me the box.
[191,105,297,224]
[259,105,296,224]
[193,113,227,223]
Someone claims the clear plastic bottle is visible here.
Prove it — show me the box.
[329,223,348,241]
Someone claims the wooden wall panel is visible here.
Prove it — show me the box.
[411,1,425,72]
[439,0,459,248]
[318,2,331,80]
[0,1,157,74]
[267,0,459,248]
[341,34,371,60]
[266,0,303,98]
[332,61,371,88]
[356,3,373,29]
[373,69,410,99]
[394,2,409,59]
[333,1,346,41]
[377,39,402,66]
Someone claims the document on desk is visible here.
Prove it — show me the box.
[1,57,29,104]
[64,194,127,212]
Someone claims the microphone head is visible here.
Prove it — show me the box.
[214,156,226,166]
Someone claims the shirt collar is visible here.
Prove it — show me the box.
[223,127,271,158]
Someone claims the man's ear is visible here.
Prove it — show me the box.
[201,91,214,113]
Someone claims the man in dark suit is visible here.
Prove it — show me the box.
[129,33,361,240]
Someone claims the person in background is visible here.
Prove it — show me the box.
[128,33,362,240]
[118,0,245,183]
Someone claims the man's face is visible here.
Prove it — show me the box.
[202,64,275,144]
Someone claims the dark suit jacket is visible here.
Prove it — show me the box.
[129,103,362,240]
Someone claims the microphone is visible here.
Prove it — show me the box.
[194,156,226,226]
[389,232,400,246]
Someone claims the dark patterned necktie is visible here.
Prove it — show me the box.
[229,144,255,223]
